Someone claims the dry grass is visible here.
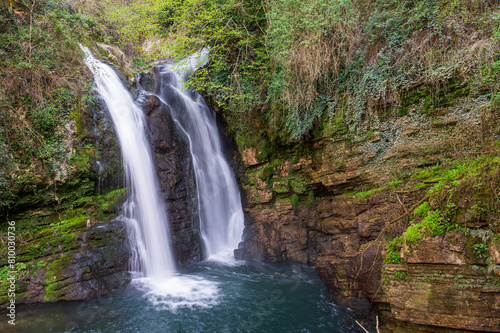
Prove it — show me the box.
[270,1,363,112]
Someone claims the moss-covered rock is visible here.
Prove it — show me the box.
[0,190,130,307]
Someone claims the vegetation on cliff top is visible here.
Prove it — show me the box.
[154,0,500,142]
[3,0,500,214]
[42,0,500,144]
[0,0,102,213]
[0,0,141,215]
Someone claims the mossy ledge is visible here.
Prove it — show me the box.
[0,189,131,307]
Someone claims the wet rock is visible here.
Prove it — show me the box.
[139,88,203,264]
[1,219,131,306]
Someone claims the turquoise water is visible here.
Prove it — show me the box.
[1,262,369,332]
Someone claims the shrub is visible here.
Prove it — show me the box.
[472,243,489,260]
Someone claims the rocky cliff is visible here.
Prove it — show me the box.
[0,85,132,306]
[229,96,500,332]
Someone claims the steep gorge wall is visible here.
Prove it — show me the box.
[227,97,500,332]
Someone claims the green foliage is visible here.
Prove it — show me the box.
[105,0,500,142]
[157,0,359,139]
[104,0,167,54]
[421,211,446,236]
[266,0,359,137]
[385,235,403,264]
[473,243,489,260]
[394,270,408,280]
[159,0,269,112]
[414,201,432,218]
[0,0,101,213]
[385,252,402,264]
[401,155,500,246]
[405,224,423,244]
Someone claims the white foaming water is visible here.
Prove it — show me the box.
[132,276,220,312]
[81,45,219,309]
[157,50,245,261]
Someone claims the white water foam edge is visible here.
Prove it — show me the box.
[131,275,220,312]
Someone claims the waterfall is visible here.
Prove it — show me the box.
[80,46,220,310]
[156,50,245,260]
[80,46,175,280]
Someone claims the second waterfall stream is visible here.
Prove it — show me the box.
[156,50,245,261]
[80,46,243,310]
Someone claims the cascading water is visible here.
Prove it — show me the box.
[80,46,219,309]
[156,50,245,260]
[80,46,175,280]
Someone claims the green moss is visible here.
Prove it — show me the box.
[289,177,308,194]
[258,164,274,182]
[95,188,126,215]
[0,187,127,305]
[271,158,283,168]
[305,191,316,209]
[321,117,347,138]
[71,108,84,135]
[421,212,445,236]
[44,253,73,301]
[291,194,300,213]
[273,183,290,194]
[414,201,432,217]
[405,224,423,244]
[276,197,291,204]
[354,187,385,199]
[432,118,444,126]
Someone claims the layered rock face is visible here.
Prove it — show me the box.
[383,233,500,332]
[0,218,131,305]
[233,99,500,331]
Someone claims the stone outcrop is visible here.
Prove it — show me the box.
[231,97,500,332]
[0,215,131,307]
[382,232,500,332]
